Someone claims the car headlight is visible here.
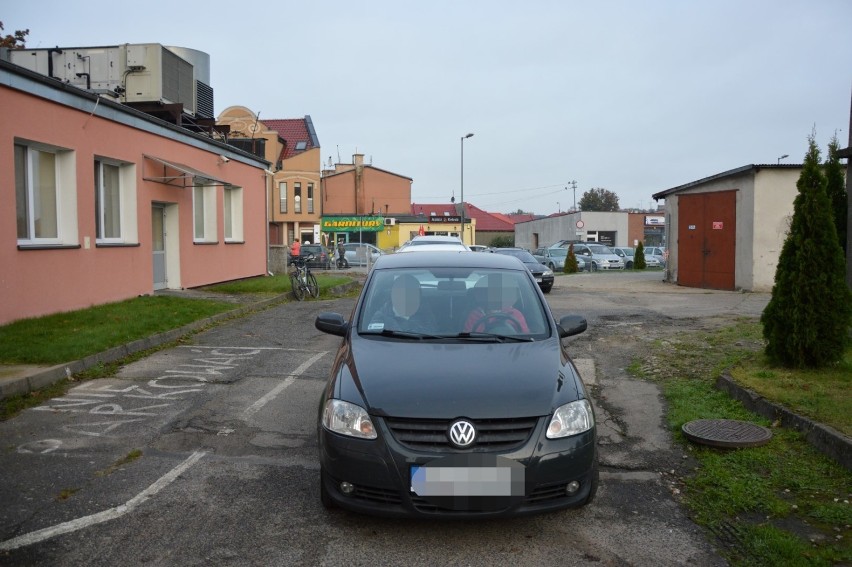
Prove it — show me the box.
[322,399,377,439]
[546,399,594,439]
[543,268,554,277]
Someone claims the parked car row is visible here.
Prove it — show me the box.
[294,238,664,275]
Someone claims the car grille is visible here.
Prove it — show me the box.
[384,416,538,452]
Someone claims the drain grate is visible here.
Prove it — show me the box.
[682,419,772,448]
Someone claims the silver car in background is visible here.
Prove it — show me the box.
[533,246,586,272]
[571,243,624,271]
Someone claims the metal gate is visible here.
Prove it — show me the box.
[677,191,736,290]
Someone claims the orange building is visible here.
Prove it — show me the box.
[321,154,413,249]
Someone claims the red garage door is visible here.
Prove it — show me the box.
[677,191,736,290]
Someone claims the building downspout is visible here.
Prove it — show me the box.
[264,169,274,275]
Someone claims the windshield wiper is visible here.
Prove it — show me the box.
[364,329,445,340]
[454,332,534,343]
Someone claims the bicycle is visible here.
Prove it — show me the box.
[289,254,319,300]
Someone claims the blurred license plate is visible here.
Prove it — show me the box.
[411,465,517,496]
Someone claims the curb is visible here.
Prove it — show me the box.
[0,279,362,402]
[716,373,851,471]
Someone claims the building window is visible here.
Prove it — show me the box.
[193,183,217,242]
[224,186,243,242]
[93,159,137,244]
[95,161,120,239]
[307,183,314,213]
[279,181,287,213]
[15,141,77,245]
[294,182,302,214]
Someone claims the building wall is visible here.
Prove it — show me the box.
[322,164,412,216]
[514,212,630,250]
[1,73,268,324]
[750,169,799,291]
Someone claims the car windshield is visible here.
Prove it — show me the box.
[548,248,567,258]
[590,245,615,255]
[357,267,549,339]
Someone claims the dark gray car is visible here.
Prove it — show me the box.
[314,251,597,518]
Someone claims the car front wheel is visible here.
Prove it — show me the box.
[590,262,598,272]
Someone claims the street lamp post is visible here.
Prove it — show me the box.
[460,133,474,242]
[777,154,789,164]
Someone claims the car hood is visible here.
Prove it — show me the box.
[344,337,578,419]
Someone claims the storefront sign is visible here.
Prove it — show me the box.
[645,215,665,226]
[429,216,461,223]
[321,216,385,232]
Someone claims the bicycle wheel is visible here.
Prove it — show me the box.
[291,273,305,301]
[307,272,319,298]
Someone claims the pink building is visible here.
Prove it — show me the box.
[1,58,270,325]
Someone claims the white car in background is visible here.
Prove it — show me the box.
[611,246,660,269]
[396,235,470,253]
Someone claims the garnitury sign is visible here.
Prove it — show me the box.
[321,216,385,232]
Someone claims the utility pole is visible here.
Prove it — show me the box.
[570,180,578,211]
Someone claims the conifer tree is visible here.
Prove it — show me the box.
[761,133,852,368]
[564,243,579,273]
[634,242,647,270]
[825,134,848,255]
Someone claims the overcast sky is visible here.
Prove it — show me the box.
[5,1,851,214]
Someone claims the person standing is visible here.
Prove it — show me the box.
[290,240,301,263]
[336,241,348,269]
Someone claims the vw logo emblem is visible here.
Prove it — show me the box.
[448,420,476,448]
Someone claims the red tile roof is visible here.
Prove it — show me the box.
[262,117,315,160]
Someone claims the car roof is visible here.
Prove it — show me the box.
[407,235,464,243]
[372,250,525,270]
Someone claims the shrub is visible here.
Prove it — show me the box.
[634,242,647,270]
[564,243,579,273]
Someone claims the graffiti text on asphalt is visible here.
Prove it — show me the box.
[31,346,275,437]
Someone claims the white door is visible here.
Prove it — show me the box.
[152,205,167,290]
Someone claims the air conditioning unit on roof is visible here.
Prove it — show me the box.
[384,218,396,226]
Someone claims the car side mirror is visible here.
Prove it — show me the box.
[557,315,587,338]
[315,312,349,337]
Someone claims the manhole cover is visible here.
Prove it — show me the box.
[682,419,772,448]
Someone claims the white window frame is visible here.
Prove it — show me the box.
[279,181,287,213]
[94,158,138,244]
[294,182,302,214]
[307,182,314,213]
[224,186,244,242]
[15,140,78,246]
[193,183,218,242]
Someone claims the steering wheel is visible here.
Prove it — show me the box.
[474,312,524,333]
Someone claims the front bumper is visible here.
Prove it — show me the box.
[319,416,597,518]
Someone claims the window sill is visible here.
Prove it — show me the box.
[17,243,81,251]
[192,241,219,245]
[224,240,245,245]
[96,242,141,248]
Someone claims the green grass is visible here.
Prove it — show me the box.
[731,351,852,437]
[203,272,351,297]
[631,320,852,566]
[0,296,235,364]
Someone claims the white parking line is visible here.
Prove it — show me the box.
[242,351,327,419]
[0,450,207,551]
